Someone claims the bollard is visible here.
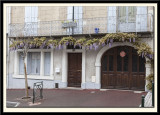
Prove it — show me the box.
[152,82,154,107]
[141,95,145,107]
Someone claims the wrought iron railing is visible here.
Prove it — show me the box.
[8,14,153,37]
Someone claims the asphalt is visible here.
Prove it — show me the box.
[6,88,147,108]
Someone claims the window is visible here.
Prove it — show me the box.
[25,6,38,36]
[119,6,136,23]
[67,6,83,34]
[27,52,41,75]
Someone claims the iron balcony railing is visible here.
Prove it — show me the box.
[8,14,153,37]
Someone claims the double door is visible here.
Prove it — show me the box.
[101,46,145,90]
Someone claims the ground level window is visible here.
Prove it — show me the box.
[27,52,41,75]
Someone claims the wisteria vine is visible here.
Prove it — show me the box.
[9,33,154,60]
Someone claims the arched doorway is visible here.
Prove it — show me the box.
[101,46,145,91]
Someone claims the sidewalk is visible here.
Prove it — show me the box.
[6,89,147,108]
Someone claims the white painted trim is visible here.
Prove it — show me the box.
[40,51,44,76]
[14,49,54,80]
[14,51,19,75]
[50,50,54,78]
[12,74,54,80]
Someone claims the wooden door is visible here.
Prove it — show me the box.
[68,53,82,87]
[101,46,145,91]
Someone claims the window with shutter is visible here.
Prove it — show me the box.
[24,6,38,36]
[67,6,83,34]
[119,6,136,23]
[27,52,40,75]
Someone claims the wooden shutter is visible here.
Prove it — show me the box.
[107,6,117,33]
[19,53,24,74]
[44,52,51,76]
[136,6,147,32]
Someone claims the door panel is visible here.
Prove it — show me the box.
[68,53,82,87]
[101,46,145,91]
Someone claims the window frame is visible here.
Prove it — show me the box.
[14,49,54,80]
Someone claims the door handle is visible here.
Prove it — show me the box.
[77,70,81,72]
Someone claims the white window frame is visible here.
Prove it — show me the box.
[13,49,54,80]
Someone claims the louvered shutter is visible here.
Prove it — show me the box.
[136,6,147,32]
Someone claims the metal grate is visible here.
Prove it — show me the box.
[8,14,153,37]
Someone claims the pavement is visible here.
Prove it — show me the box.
[6,88,147,108]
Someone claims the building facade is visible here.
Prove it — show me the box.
[7,6,154,91]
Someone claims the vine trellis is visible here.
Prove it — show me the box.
[10,33,154,60]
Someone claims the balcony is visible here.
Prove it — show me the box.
[8,14,153,38]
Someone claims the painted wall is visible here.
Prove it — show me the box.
[7,37,153,89]
[7,6,154,89]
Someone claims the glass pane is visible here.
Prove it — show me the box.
[132,55,137,72]
[109,55,113,71]
[19,53,24,74]
[117,55,122,71]
[102,55,107,71]
[27,52,32,74]
[44,52,51,75]
[36,59,40,75]
[132,48,137,54]
[123,55,128,71]
[31,59,36,74]
[108,48,114,54]
[28,52,41,75]
[139,56,145,72]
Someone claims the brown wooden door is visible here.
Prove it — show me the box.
[101,46,145,91]
[68,53,82,87]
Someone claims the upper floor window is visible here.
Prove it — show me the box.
[24,6,38,36]
[119,6,136,23]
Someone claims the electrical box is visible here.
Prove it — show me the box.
[55,68,60,73]
[92,76,96,82]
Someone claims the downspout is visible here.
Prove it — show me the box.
[7,6,11,89]
[72,6,74,35]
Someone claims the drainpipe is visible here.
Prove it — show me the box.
[72,6,74,35]
[7,6,11,89]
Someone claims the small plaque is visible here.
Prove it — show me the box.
[120,51,126,57]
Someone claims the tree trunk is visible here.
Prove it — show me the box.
[24,60,29,97]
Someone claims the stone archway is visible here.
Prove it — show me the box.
[95,42,151,91]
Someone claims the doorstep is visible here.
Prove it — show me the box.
[60,87,84,90]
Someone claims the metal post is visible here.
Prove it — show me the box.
[152,82,154,106]
[40,81,43,99]
[141,95,145,107]
[33,83,35,103]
